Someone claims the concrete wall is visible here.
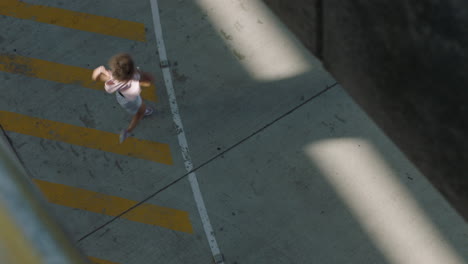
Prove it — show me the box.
[263,0,468,220]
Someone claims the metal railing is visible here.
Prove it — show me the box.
[0,128,89,264]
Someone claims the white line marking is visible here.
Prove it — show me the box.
[149,0,224,263]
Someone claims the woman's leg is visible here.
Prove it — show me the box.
[119,95,153,143]
[120,102,146,143]
[126,102,146,133]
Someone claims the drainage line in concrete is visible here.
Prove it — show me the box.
[191,82,338,174]
[77,82,337,243]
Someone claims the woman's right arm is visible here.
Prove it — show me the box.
[92,66,111,82]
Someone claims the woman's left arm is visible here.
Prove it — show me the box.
[139,71,154,87]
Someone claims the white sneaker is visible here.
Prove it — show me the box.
[144,107,154,116]
[119,129,130,143]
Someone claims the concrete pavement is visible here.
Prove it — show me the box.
[1,0,467,263]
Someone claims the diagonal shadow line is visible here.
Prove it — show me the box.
[77,82,338,242]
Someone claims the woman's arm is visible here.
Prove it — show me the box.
[92,66,111,82]
[138,70,154,87]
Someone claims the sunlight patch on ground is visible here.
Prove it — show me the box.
[195,0,313,81]
[305,138,463,264]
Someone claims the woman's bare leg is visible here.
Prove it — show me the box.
[126,102,146,133]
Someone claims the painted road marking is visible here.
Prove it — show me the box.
[88,256,121,264]
[34,179,193,233]
[149,1,224,263]
[0,111,173,165]
[0,0,146,41]
[0,54,158,102]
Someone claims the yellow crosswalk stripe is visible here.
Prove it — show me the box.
[0,54,158,102]
[34,179,193,234]
[0,111,173,165]
[88,256,121,264]
[0,0,146,41]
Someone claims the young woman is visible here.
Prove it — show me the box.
[92,53,154,143]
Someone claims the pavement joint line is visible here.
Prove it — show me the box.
[189,83,338,175]
[0,83,337,245]
[149,0,224,262]
[77,83,337,244]
[0,0,146,41]
[0,81,336,260]
[77,166,189,242]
